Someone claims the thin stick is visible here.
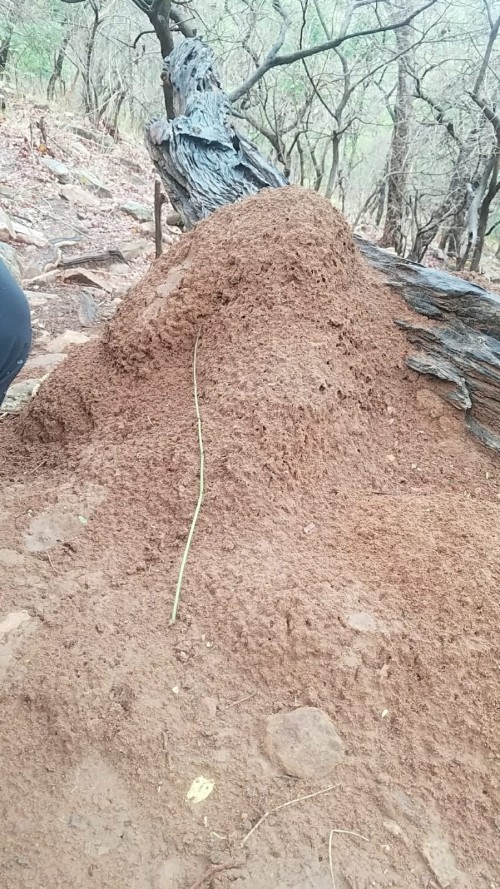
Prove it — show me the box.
[154,180,165,258]
[328,826,370,888]
[241,784,337,847]
[272,785,337,813]
[188,862,235,889]
[241,812,269,846]
[329,830,336,889]
[330,828,370,842]
[223,692,257,710]
[170,330,204,624]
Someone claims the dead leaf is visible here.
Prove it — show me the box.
[186,776,215,804]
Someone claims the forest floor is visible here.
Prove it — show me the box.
[0,102,499,889]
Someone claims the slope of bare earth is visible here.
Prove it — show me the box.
[0,184,499,889]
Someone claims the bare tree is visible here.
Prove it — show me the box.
[60,0,438,116]
[380,1,415,255]
[47,18,71,100]
[408,2,500,264]
[0,0,26,76]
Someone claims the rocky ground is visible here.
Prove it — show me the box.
[0,98,179,411]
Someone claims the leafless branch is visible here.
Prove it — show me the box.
[229,0,439,102]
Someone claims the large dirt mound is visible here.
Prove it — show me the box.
[1,186,499,888]
[21,186,360,443]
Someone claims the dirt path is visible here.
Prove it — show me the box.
[0,188,499,889]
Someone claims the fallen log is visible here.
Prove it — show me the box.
[356,238,500,451]
[58,248,128,269]
[144,37,500,453]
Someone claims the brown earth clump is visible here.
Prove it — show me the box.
[1,186,499,888]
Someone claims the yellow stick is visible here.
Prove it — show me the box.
[171,329,204,624]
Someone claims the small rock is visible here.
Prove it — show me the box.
[15,857,30,868]
[116,156,143,174]
[25,269,60,287]
[74,168,113,198]
[22,245,60,280]
[71,124,113,147]
[51,236,82,249]
[201,696,218,719]
[25,352,67,373]
[383,787,426,827]
[266,706,345,779]
[0,207,15,241]
[41,156,70,183]
[60,184,100,208]
[62,268,112,292]
[24,507,85,553]
[166,211,183,227]
[421,835,462,888]
[2,378,46,412]
[347,611,377,633]
[383,819,403,837]
[0,242,22,280]
[12,221,48,248]
[46,329,90,353]
[99,296,122,320]
[0,610,31,635]
[25,291,49,307]
[78,292,98,326]
[120,201,153,222]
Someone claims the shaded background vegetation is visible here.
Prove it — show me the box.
[1,0,499,269]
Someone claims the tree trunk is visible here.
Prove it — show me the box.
[145,38,286,229]
[147,0,175,119]
[47,25,70,100]
[471,151,500,271]
[0,26,13,75]
[83,0,100,116]
[380,16,414,255]
[0,0,26,76]
[324,133,340,201]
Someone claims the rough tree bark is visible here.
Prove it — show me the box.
[469,97,500,272]
[358,238,500,451]
[145,39,287,229]
[83,0,101,116]
[145,38,500,452]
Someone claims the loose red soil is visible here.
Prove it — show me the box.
[0,187,499,889]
